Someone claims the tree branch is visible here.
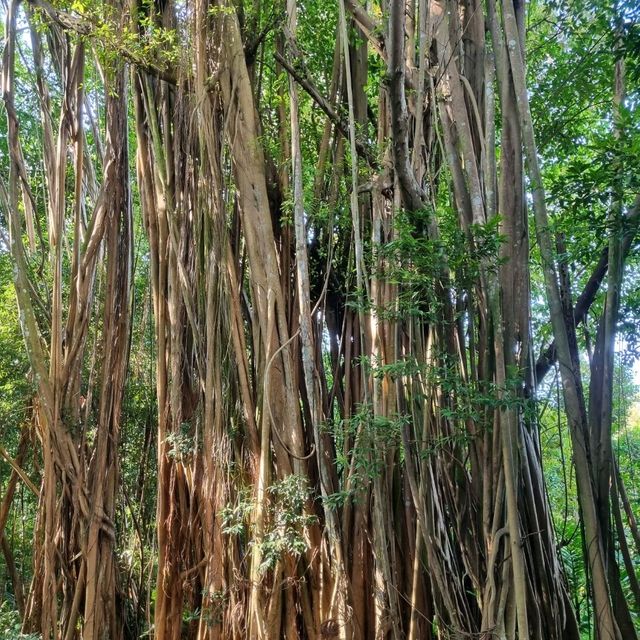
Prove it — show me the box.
[274,51,378,168]
[26,0,178,84]
[535,195,640,384]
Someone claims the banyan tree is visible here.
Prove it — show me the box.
[0,0,638,638]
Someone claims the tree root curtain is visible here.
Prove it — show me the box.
[0,0,638,638]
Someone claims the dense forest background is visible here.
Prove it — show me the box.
[0,0,639,638]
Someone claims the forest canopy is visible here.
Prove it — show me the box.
[0,0,639,638]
